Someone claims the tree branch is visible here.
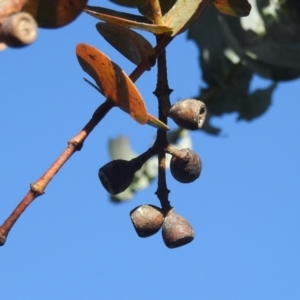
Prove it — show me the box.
[0,32,175,246]
[154,35,172,212]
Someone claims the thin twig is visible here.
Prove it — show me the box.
[130,35,174,81]
[153,35,172,212]
[0,100,113,246]
[0,31,175,246]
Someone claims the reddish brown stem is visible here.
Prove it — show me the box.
[0,100,113,246]
[130,35,174,81]
[0,32,176,246]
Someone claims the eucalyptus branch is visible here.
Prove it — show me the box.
[0,100,113,246]
[0,28,176,246]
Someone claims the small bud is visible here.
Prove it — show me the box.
[170,148,202,183]
[162,209,194,248]
[1,12,37,47]
[99,159,140,195]
[169,99,206,130]
[130,205,164,237]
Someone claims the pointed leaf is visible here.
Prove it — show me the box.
[245,41,300,69]
[96,23,154,66]
[238,83,277,121]
[76,43,148,124]
[211,0,251,17]
[22,0,87,28]
[147,113,169,131]
[85,6,172,34]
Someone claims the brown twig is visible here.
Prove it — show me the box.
[153,35,172,212]
[0,31,175,246]
[31,100,114,195]
[130,35,174,81]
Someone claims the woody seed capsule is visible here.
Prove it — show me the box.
[170,148,202,183]
[169,99,206,130]
[130,205,164,237]
[162,209,195,248]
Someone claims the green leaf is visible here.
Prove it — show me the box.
[96,22,154,66]
[218,13,300,80]
[211,0,251,17]
[200,113,221,135]
[238,83,277,121]
[85,5,172,34]
[188,7,252,134]
[188,3,300,134]
[245,41,300,69]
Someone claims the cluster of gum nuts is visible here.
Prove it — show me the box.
[98,99,207,248]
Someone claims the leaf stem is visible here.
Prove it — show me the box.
[132,145,159,169]
[149,0,164,26]
[130,35,174,81]
[164,144,186,160]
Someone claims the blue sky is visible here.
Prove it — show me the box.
[1,2,300,299]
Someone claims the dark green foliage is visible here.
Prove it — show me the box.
[188,2,300,134]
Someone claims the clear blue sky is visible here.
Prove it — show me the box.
[1,2,299,300]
